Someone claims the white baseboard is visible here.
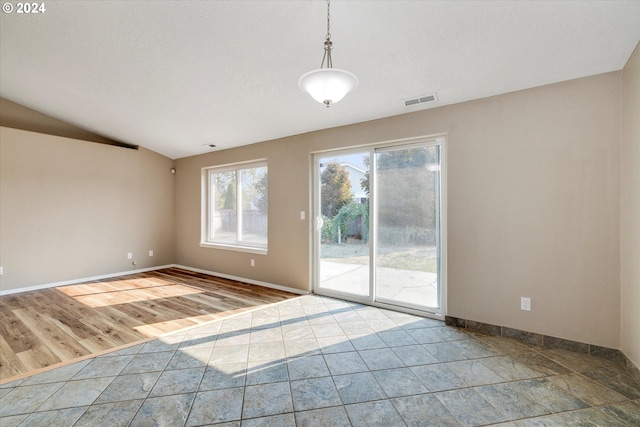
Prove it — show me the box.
[0,264,309,296]
[0,265,175,296]
[173,264,309,295]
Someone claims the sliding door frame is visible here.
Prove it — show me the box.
[311,135,447,319]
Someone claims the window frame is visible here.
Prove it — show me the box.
[200,159,268,255]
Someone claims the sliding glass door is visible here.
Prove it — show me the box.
[315,150,371,298]
[313,137,445,316]
[374,144,441,310]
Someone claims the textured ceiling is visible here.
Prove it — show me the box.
[1,1,639,159]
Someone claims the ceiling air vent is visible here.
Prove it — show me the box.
[404,93,438,107]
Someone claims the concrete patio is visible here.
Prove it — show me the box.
[319,261,439,310]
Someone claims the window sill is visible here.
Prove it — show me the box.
[199,242,268,255]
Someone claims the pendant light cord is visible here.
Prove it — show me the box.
[321,0,333,69]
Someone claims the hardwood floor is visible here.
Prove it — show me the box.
[0,268,298,381]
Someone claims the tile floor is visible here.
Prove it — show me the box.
[1,295,639,426]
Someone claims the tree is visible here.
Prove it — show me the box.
[360,147,437,198]
[360,147,439,245]
[254,172,268,214]
[223,181,236,209]
[321,162,353,217]
[212,171,235,210]
[360,155,371,199]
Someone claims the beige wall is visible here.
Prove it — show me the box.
[620,43,640,367]
[0,68,626,352]
[0,127,175,292]
[176,71,622,349]
[0,97,135,149]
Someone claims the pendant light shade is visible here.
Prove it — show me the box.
[298,68,358,106]
[299,0,357,107]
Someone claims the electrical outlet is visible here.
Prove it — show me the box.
[300,211,306,220]
[149,250,154,257]
[251,259,255,267]
[127,252,133,260]
[521,297,531,311]
[0,266,3,275]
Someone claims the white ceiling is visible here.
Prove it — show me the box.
[1,1,638,159]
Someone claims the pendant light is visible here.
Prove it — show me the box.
[298,0,358,107]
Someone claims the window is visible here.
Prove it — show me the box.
[201,160,268,254]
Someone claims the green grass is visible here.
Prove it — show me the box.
[321,243,437,273]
